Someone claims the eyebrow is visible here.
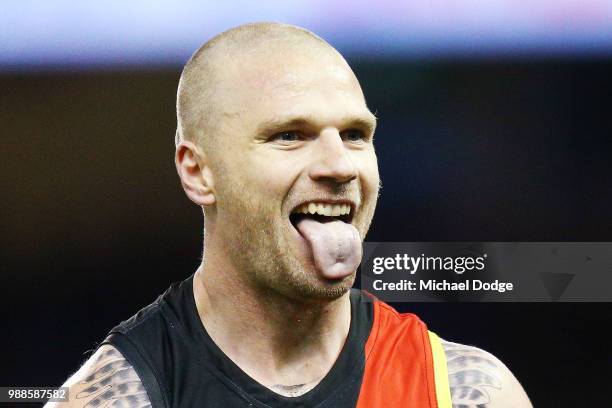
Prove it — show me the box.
[256,112,377,137]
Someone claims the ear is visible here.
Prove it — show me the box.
[175,140,216,207]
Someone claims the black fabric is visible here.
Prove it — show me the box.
[101,275,374,408]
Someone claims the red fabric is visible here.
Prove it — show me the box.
[356,294,437,408]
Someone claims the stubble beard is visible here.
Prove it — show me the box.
[217,184,357,302]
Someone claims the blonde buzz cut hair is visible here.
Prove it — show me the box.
[175,22,337,150]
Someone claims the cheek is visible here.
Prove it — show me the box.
[246,153,303,197]
[358,151,380,198]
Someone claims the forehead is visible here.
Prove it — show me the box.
[216,48,372,132]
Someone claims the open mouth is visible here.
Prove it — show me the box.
[288,201,361,280]
[289,202,354,229]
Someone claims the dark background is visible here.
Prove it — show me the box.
[1,60,611,407]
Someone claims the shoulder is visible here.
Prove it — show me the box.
[440,338,532,408]
[44,344,151,408]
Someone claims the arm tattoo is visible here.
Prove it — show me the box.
[441,340,502,408]
[76,346,152,408]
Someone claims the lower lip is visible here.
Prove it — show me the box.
[289,218,308,247]
[289,217,320,268]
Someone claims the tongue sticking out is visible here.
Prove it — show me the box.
[295,218,362,280]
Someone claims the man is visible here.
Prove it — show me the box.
[49,23,532,407]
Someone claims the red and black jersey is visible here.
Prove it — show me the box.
[102,275,451,407]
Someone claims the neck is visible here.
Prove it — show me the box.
[192,258,352,393]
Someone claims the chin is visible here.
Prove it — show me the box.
[286,268,356,302]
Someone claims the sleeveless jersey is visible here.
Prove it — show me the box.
[101,275,451,407]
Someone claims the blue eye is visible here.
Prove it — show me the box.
[342,129,366,142]
[273,131,300,142]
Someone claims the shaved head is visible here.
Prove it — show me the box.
[175,22,353,150]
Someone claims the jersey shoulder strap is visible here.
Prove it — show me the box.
[101,331,168,408]
[356,294,451,408]
[97,285,180,408]
[428,331,452,408]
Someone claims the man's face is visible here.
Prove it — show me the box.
[208,47,379,301]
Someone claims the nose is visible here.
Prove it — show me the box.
[308,129,357,183]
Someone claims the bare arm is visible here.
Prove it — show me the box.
[442,339,532,408]
[45,344,152,408]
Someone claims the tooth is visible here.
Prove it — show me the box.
[308,203,316,214]
[316,204,324,215]
[341,205,347,216]
[326,204,334,216]
[346,204,351,215]
[332,205,341,216]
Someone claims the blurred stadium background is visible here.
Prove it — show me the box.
[1,1,611,406]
